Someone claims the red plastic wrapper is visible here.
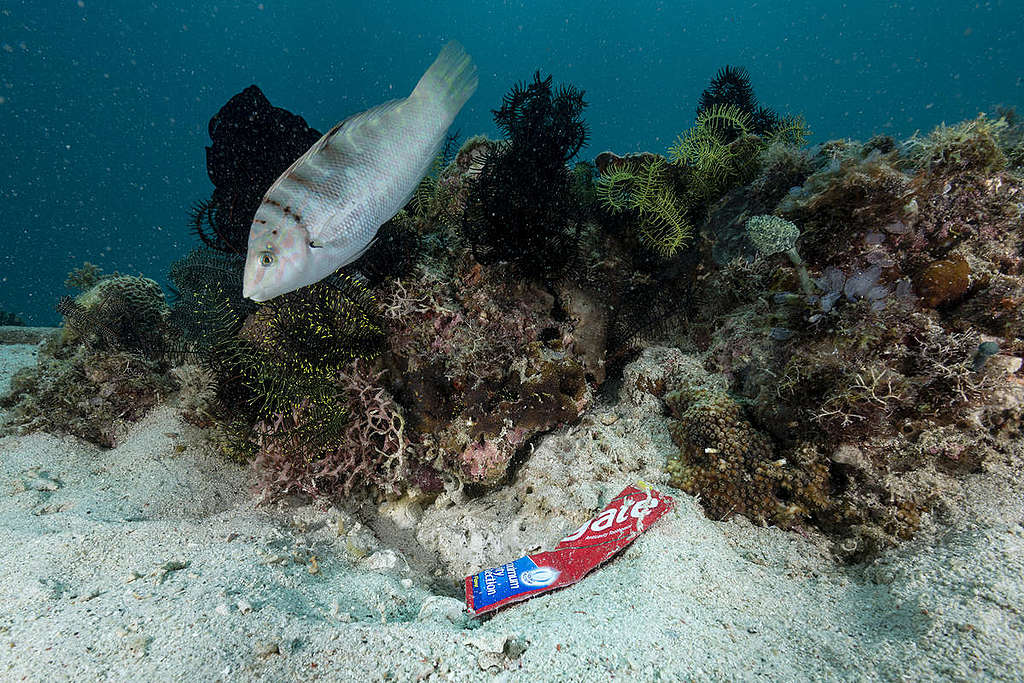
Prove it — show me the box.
[464,481,674,615]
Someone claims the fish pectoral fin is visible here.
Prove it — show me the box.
[346,235,378,264]
[310,233,377,261]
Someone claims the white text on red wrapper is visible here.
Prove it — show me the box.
[560,496,662,544]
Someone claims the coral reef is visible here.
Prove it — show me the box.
[2,271,175,446]
[668,115,1024,559]
[380,256,593,488]
[7,60,1013,579]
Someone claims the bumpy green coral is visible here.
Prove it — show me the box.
[665,387,829,528]
[58,275,169,355]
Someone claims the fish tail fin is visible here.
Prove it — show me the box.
[411,41,478,122]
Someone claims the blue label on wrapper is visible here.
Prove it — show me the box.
[469,555,558,610]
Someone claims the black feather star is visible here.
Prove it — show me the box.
[189,85,323,255]
[698,65,757,117]
[463,71,590,281]
[697,65,782,138]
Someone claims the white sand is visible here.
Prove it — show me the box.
[1,342,1022,681]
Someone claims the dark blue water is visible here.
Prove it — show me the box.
[1,0,1020,325]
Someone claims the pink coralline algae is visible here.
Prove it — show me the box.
[252,360,413,501]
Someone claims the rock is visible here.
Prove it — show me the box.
[362,549,408,574]
[378,495,424,530]
[417,596,469,627]
[465,633,528,672]
[0,326,59,345]
[125,634,152,657]
[254,640,281,658]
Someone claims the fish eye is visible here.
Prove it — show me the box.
[259,252,275,267]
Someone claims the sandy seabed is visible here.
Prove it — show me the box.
[0,341,1022,682]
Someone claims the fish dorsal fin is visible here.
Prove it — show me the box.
[313,98,407,156]
[260,98,409,207]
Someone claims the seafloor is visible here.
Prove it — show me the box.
[1,339,1021,681]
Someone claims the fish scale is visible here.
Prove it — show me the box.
[242,41,477,302]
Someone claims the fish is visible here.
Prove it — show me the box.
[242,41,478,302]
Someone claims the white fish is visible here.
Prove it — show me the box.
[242,41,478,301]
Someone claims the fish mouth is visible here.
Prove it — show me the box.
[242,282,264,302]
